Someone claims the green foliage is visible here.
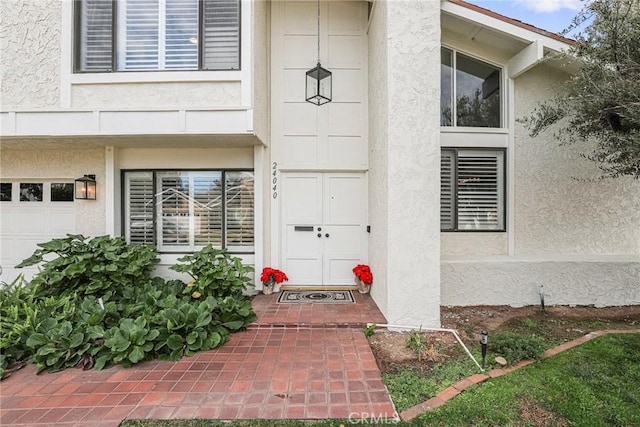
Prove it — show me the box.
[490,331,546,365]
[363,323,377,338]
[171,245,254,299]
[384,354,478,412]
[100,317,159,368]
[27,318,92,373]
[405,328,428,361]
[521,0,640,178]
[16,234,159,298]
[2,239,256,378]
[418,334,640,426]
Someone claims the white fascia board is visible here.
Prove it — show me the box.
[508,40,544,79]
[441,1,571,53]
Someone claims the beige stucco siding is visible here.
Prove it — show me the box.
[514,64,640,255]
[252,0,269,144]
[440,62,640,308]
[71,83,242,109]
[0,0,61,109]
[368,0,441,328]
[367,0,390,318]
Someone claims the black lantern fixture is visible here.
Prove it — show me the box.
[75,174,96,200]
[305,0,331,105]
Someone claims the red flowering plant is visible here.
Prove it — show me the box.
[260,267,289,284]
[353,264,373,285]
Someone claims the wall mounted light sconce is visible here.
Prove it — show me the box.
[75,174,96,200]
[305,0,332,105]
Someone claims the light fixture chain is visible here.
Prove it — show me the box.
[317,0,320,64]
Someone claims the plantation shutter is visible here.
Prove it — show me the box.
[193,173,223,247]
[165,0,199,69]
[158,173,191,247]
[225,172,254,251]
[118,0,160,70]
[118,0,199,71]
[456,150,504,230]
[125,172,155,245]
[78,0,114,71]
[203,0,240,70]
[440,150,455,231]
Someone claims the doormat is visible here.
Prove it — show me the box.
[277,290,355,304]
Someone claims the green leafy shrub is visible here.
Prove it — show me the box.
[1,239,257,377]
[363,323,377,338]
[490,331,546,365]
[170,245,253,299]
[16,234,159,298]
[406,328,428,361]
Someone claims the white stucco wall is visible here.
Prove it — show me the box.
[368,0,390,318]
[441,63,640,308]
[369,0,441,328]
[0,147,106,237]
[514,65,640,256]
[71,83,242,109]
[0,0,61,109]
[252,0,269,144]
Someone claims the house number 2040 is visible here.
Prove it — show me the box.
[272,162,278,199]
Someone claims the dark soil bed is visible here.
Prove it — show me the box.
[369,305,640,374]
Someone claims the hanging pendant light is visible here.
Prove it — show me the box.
[306,0,332,105]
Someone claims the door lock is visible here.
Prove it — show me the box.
[325,233,330,238]
[317,233,322,238]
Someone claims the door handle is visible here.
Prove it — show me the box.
[325,233,330,238]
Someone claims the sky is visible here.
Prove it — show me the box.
[465,0,584,35]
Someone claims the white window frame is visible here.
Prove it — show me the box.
[123,169,254,253]
[74,0,241,73]
[441,46,505,130]
[441,148,506,232]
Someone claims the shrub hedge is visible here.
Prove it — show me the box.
[0,235,256,378]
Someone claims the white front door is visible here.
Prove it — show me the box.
[281,172,367,286]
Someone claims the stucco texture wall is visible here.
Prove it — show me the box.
[369,0,441,328]
[368,0,390,318]
[441,63,640,308]
[252,0,269,144]
[71,83,241,109]
[514,64,640,256]
[0,148,106,237]
[0,0,61,109]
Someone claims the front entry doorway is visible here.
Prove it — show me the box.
[281,172,367,287]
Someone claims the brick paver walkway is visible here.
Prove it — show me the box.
[0,292,395,426]
[251,291,387,326]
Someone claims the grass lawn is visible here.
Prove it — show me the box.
[121,333,640,427]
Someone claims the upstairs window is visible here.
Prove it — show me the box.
[441,149,505,231]
[441,47,502,128]
[75,0,240,72]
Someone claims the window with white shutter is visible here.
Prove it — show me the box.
[203,0,240,70]
[75,0,240,72]
[124,172,155,244]
[77,0,114,72]
[440,151,455,230]
[441,149,505,232]
[225,172,254,251]
[123,170,253,252]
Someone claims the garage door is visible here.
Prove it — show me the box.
[0,181,76,283]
